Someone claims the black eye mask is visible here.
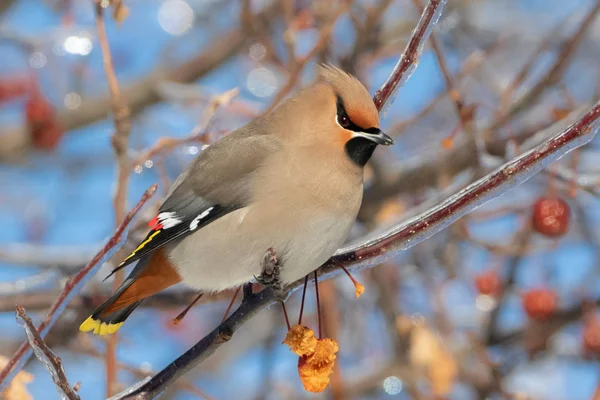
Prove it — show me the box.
[335,95,379,134]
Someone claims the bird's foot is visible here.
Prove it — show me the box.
[255,248,284,298]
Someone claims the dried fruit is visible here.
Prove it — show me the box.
[283,325,317,356]
[284,325,339,393]
[551,107,570,121]
[522,288,558,320]
[297,338,339,392]
[474,270,502,296]
[531,197,570,237]
[340,266,365,298]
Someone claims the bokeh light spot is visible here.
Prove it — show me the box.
[383,376,403,395]
[158,0,195,36]
[246,67,277,98]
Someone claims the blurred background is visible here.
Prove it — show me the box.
[2,0,600,399]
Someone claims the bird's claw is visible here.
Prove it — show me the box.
[256,248,284,298]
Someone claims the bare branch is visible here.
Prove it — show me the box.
[15,306,81,400]
[372,0,447,112]
[490,0,600,129]
[0,184,157,392]
[94,1,134,394]
[95,0,132,225]
[0,243,99,269]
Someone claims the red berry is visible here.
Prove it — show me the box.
[0,78,30,104]
[583,317,600,354]
[26,95,53,124]
[522,288,557,320]
[474,270,502,296]
[532,197,570,237]
[24,92,64,150]
[31,121,64,150]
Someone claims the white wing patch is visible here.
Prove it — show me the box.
[157,212,182,229]
[189,207,214,231]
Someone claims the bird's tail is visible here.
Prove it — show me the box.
[79,278,143,336]
[79,301,142,336]
[80,250,181,335]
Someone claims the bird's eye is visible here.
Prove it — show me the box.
[338,114,351,128]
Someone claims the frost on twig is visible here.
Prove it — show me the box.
[373,0,448,113]
[16,306,80,400]
[108,378,152,400]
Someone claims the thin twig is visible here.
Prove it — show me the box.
[172,293,204,325]
[94,1,133,395]
[342,0,394,73]
[280,301,291,331]
[263,4,346,114]
[75,339,213,399]
[389,38,506,138]
[0,184,157,391]
[221,287,241,323]
[298,275,308,325]
[132,88,238,167]
[0,288,235,313]
[498,19,566,113]
[485,225,533,344]
[314,271,322,339]
[411,0,466,126]
[491,0,600,129]
[372,0,447,112]
[15,306,81,400]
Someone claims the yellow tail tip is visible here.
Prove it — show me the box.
[79,316,123,336]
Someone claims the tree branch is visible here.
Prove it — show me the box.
[0,184,157,392]
[372,0,447,112]
[490,0,600,130]
[94,1,134,394]
[15,306,81,400]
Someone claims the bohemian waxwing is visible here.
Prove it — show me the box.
[80,64,393,335]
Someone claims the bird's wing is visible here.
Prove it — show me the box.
[109,132,281,275]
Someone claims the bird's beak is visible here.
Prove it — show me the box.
[353,129,394,146]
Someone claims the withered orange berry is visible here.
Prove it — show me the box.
[474,270,502,296]
[522,288,558,320]
[531,197,570,237]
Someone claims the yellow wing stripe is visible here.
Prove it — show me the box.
[120,230,162,265]
[79,316,123,336]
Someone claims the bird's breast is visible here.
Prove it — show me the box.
[168,148,364,291]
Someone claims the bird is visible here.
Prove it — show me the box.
[79,64,393,335]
